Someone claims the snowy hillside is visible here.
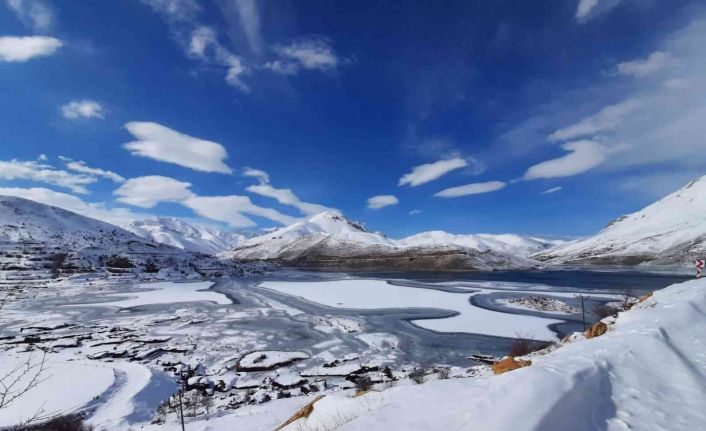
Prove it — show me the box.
[534,175,706,266]
[400,231,561,257]
[0,196,246,278]
[10,277,699,430]
[224,211,557,271]
[124,217,250,255]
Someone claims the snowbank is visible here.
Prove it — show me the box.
[0,354,115,427]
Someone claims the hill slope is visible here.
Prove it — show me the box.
[534,175,706,266]
[0,196,244,278]
[124,217,250,255]
[223,212,557,271]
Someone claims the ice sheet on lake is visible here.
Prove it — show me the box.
[260,279,563,341]
[71,281,231,309]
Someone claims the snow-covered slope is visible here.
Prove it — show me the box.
[0,196,245,278]
[400,231,561,257]
[534,175,706,266]
[124,217,249,255]
[137,277,706,431]
[224,211,557,271]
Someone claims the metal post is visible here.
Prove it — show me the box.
[580,295,586,331]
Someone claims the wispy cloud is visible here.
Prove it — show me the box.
[548,98,641,142]
[61,100,107,120]
[542,186,563,194]
[575,0,623,22]
[60,157,124,183]
[0,159,95,194]
[266,37,345,75]
[246,183,335,215]
[184,195,298,228]
[616,51,671,77]
[242,167,269,184]
[399,157,469,187]
[434,181,506,198]
[140,0,201,23]
[232,0,262,54]
[188,26,250,92]
[523,140,608,180]
[5,0,54,32]
[367,195,399,209]
[114,174,299,228]
[0,36,61,62]
[123,122,233,174]
[243,167,337,215]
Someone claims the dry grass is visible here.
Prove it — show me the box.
[275,395,325,431]
[508,334,551,357]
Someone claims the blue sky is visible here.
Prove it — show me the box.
[1,0,705,238]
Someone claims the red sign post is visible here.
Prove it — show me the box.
[696,259,705,279]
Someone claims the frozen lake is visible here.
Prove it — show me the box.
[0,269,690,427]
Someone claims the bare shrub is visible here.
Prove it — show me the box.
[17,415,93,431]
[409,368,425,384]
[436,368,450,380]
[619,288,637,310]
[354,376,372,392]
[508,335,551,357]
[593,304,619,319]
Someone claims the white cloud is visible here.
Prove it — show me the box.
[5,0,54,32]
[0,186,145,226]
[114,175,298,228]
[367,195,399,210]
[188,26,250,92]
[246,183,335,216]
[232,0,261,54]
[575,0,622,22]
[542,186,563,194]
[140,0,200,23]
[548,98,640,142]
[546,18,706,174]
[242,167,337,215]
[434,181,506,198]
[184,195,298,228]
[61,100,106,120]
[0,36,61,62]
[114,175,195,208]
[267,37,343,75]
[399,158,469,187]
[61,159,124,183]
[0,159,95,194]
[409,209,422,215]
[242,167,269,184]
[523,140,607,180]
[123,122,233,174]
[616,51,671,77]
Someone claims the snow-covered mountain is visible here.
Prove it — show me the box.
[124,217,251,255]
[223,211,558,271]
[534,175,706,267]
[0,196,246,278]
[399,231,562,257]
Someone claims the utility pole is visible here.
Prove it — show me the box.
[575,294,588,331]
[178,387,186,431]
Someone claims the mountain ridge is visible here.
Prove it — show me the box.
[533,175,706,267]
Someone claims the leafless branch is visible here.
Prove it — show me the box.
[0,352,47,411]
